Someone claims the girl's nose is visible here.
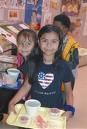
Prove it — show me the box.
[46,41,50,47]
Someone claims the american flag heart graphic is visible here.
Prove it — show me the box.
[38,72,54,89]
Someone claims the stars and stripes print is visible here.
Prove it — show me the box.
[38,72,54,89]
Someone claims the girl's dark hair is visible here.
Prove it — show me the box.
[17,29,38,84]
[37,24,63,67]
[38,24,61,40]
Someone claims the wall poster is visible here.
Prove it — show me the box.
[41,0,61,26]
[8,9,19,21]
[61,0,81,16]
[0,0,25,22]
[24,0,43,30]
[24,0,61,30]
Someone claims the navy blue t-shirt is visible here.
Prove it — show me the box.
[31,60,74,109]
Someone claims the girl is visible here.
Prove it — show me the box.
[8,25,75,121]
[16,29,38,78]
[0,29,38,122]
[31,24,75,120]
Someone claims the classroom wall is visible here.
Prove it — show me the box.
[0,0,87,48]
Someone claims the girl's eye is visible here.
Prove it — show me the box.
[27,42,31,45]
[41,39,47,43]
[52,40,58,44]
[20,41,33,46]
[27,40,33,45]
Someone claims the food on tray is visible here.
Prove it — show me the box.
[50,108,60,117]
[51,108,60,113]
[36,115,48,128]
[19,115,29,124]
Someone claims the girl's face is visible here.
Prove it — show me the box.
[39,32,59,57]
[18,36,35,57]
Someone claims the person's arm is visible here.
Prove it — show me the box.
[8,77,31,114]
[62,60,75,120]
[65,82,73,105]
[64,82,74,121]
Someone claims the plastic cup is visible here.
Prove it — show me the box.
[7,68,20,81]
[25,99,41,118]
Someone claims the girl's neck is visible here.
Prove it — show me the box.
[43,55,54,64]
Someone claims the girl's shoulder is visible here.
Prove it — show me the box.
[57,59,68,64]
[56,59,73,76]
[56,59,69,69]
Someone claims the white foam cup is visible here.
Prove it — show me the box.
[25,99,41,117]
[7,68,20,81]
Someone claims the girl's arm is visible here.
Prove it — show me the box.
[64,82,74,120]
[8,77,31,114]
[65,82,73,105]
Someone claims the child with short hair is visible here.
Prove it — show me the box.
[53,13,79,90]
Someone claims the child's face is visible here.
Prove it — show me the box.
[53,21,69,34]
[53,21,65,33]
[39,32,59,57]
[17,37,35,57]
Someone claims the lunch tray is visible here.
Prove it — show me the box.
[7,104,66,129]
